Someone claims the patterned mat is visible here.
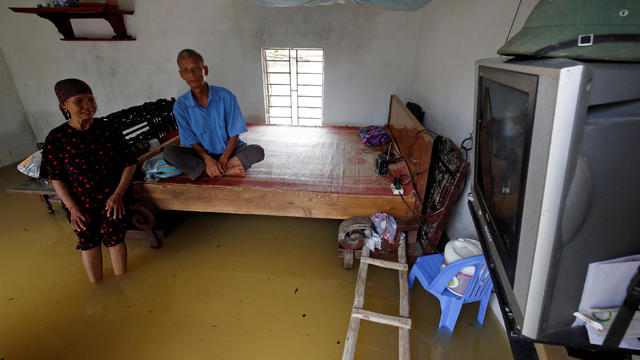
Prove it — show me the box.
[156,124,414,197]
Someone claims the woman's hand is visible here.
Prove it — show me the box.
[51,180,91,231]
[68,205,91,231]
[105,191,126,219]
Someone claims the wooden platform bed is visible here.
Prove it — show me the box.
[8,95,433,266]
[131,95,433,265]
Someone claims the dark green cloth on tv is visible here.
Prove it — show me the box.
[498,0,640,62]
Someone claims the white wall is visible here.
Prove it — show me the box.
[0,47,35,167]
[1,0,421,142]
[411,0,537,241]
[0,0,542,248]
[0,0,536,248]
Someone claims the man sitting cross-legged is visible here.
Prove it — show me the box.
[164,48,264,180]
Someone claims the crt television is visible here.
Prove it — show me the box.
[468,57,640,346]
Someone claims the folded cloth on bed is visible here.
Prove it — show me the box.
[358,126,389,147]
[142,153,183,181]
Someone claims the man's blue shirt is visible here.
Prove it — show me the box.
[173,84,247,154]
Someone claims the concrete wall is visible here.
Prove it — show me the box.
[0,47,35,167]
[1,0,421,141]
[411,0,537,241]
[411,0,539,327]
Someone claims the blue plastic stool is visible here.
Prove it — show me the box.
[408,253,493,333]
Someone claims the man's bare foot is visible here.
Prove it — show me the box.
[224,165,246,177]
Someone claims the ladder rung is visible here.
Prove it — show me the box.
[360,257,408,271]
[351,308,412,329]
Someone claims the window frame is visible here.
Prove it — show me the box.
[261,47,325,126]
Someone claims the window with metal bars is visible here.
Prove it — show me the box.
[262,48,324,126]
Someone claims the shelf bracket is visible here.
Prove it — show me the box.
[37,13,76,39]
[9,7,135,41]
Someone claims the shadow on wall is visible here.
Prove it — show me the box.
[29,109,69,143]
[0,115,36,167]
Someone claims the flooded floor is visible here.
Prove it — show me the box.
[0,165,512,359]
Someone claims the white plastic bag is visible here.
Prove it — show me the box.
[17,150,42,178]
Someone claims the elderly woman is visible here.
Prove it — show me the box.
[40,79,137,283]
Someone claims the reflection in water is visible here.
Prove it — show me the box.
[0,165,511,359]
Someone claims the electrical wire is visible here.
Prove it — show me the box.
[504,0,524,46]
[397,174,412,186]
[388,171,420,221]
[383,137,443,254]
[399,191,420,223]
[391,173,442,254]
[389,178,440,254]
[396,177,441,254]
[460,136,472,162]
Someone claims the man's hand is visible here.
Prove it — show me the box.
[105,191,126,219]
[204,156,224,178]
[218,156,229,172]
[68,205,91,231]
[219,136,238,173]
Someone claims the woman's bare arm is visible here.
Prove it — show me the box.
[105,164,136,219]
[51,179,90,231]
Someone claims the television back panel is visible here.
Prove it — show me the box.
[541,86,640,335]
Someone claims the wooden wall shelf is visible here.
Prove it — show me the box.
[9,6,135,41]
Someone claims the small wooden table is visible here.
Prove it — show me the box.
[7,178,58,214]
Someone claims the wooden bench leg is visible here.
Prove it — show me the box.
[40,195,54,214]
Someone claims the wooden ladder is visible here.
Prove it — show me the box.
[342,241,411,360]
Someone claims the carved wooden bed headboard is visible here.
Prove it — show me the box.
[387,95,434,211]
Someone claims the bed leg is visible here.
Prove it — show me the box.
[344,249,354,269]
[146,229,164,248]
[338,217,370,270]
[129,202,163,248]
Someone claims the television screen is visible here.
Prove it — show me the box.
[476,72,537,285]
[472,58,640,348]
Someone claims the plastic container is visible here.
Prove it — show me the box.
[440,238,483,296]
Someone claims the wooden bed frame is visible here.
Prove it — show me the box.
[130,95,433,222]
[127,95,433,265]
